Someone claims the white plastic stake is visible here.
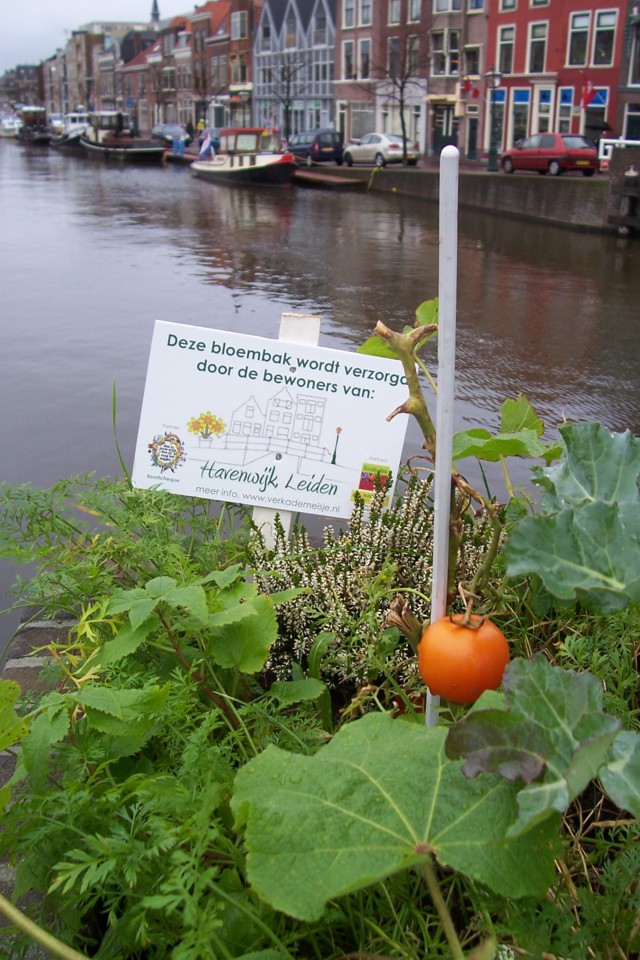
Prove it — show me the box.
[426,145,460,726]
[251,312,322,548]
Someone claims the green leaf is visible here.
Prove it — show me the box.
[499,395,544,437]
[0,679,29,753]
[452,428,548,463]
[269,678,326,704]
[505,423,640,612]
[598,730,640,818]
[414,297,438,328]
[201,564,243,590]
[91,620,154,668]
[210,596,278,673]
[22,699,70,791]
[357,335,399,360]
[445,657,621,837]
[231,713,560,922]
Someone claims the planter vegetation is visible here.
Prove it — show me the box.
[0,301,638,960]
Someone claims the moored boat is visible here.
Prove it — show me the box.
[80,111,165,163]
[0,114,20,138]
[190,127,296,187]
[15,107,51,145]
[50,112,91,153]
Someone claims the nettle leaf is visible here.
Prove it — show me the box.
[598,730,640,818]
[269,678,326,704]
[201,563,244,590]
[91,620,154,669]
[505,423,640,612]
[22,695,70,792]
[0,679,29,753]
[209,595,278,673]
[445,657,621,837]
[231,713,560,922]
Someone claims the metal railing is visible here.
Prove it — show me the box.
[598,137,640,165]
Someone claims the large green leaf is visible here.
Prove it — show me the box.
[452,428,548,463]
[209,595,278,673]
[505,422,640,612]
[598,730,640,818]
[231,713,560,922]
[445,657,623,836]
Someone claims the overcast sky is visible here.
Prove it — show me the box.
[0,1,191,75]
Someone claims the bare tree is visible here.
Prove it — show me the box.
[366,32,428,164]
[262,50,311,140]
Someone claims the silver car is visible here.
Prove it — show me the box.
[344,132,419,167]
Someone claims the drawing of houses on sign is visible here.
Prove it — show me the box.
[222,387,332,467]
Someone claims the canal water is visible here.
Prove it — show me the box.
[1,141,639,643]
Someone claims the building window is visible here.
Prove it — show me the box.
[388,36,400,76]
[528,22,547,72]
[431,32,445,74]
[594,10,617,65]
[464,46,480,74]
[231,11,248,39]
[568,12,589,65]
[314,9,326,43]
[344,0,355,27]
[434,0,462,10]
[343,39,355,78]
[500,0,516,9]
[360,0,372,25]
[408,0,421,21]
[498,25,515,74]
[407,35,420,74]
[557,86,573,131]
[388,0,400,25]
[468,0,484,9]
[631,27,640,84]
[359,38,371,78]
[285,12,297,46]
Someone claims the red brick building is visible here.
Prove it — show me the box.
[485,0,627,153]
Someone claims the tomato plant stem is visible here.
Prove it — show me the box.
[0,893,90,960]
[420,859,466,960]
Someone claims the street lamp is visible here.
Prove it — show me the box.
[484,65,502,173]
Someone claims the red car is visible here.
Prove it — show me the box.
[501,132,599,177]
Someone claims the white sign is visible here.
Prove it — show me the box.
[132,321,410,519]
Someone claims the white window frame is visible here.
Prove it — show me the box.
[342,39,355,79]
[498,24,515,75]
[527,20,548,73]
[388,0,401,26]
[358,37,371,78]
[592,9,617,66]
[231,11,248,40]
[344,0,356,27]
[359,0,372,25]
[567,11,590,66]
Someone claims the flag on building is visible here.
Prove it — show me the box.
[580,80,597,109]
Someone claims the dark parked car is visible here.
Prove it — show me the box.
[151,123,192,146]
[288,129,344,165]
[501,132,598,177]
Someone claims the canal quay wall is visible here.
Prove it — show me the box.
[337,146,640,235]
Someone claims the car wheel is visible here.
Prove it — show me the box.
[375,153,385,168]
[502,157,514,174]
[407,159,417,166]
[548,160,562,176]
[305,153,313,167]
[582,169,595,177]
[336,158,343,166]
[345,153,353,167]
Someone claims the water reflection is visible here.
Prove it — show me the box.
[1,141,639,642]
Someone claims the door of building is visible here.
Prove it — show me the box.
[432,105,458,154]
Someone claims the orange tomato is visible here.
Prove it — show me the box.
[417,614,509,704]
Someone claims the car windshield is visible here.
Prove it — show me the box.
[562,135,592,149]
[387,135,404,143]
